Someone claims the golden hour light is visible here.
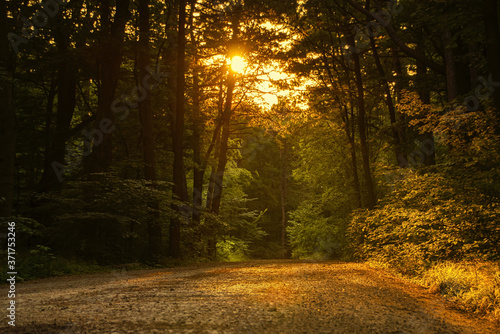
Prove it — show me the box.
[252,63,310,110]
[230,55,246,73]
[9,1,500,332]
[263,93,278,105]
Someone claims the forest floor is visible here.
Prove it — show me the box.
[3,260,500,333]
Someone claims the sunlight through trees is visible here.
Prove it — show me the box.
[2,4,500,317]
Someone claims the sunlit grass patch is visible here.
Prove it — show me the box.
[419,261,500,322]
[217,239,251,262]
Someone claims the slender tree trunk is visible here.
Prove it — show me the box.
[189,2,204,225]
[192,63,204,224]
[40,74,57,187]
[39,34,77,190]
[208,13,240,215]
[391,48,408,166]
[340,46,362,208]
[344,105,362,208]
[138,0,162,262]
[442,29,459,102]
[205,162,219,259]
[169,0,188,258]
[205,72,236,260]
[279,140,289,259]
[205,15,240,259]
[138,0,157,182]
[204,76,225,214]
[347,33,376,209]
[208,72,236,216]
[369,36,403,164]
[416,41,436,167]
[484,0,500,127]
[205,145,220,213]
[188,3,205,255]
[0,0,16,217]
[204,125,222,259]
[89,0,130,173]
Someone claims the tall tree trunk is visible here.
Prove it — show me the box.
[279,139,289,259]
[89,0,130,173]
[343,105,362,208]
[138,0,156,183]
[340,45,362,208]
[189,2,203,225]
[39,33,77,190]
[205,15,240,259]
[391,48,409,166]
[205,71,236,260]
[138,0,162,262]
[415,40,436,167]
[192,61,204,224]
[41,74,57,185]
[208,13,240,215]
[191,59,205,256]
[484,0,500,127]
[369,36,403,164]
[0,0,16,217]
[169,0,188,258]
[442,29,459,102]
[208,72,236,216]
[347,33,376,209]
[204,76,225,214]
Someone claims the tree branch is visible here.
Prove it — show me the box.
[345,0,445,74]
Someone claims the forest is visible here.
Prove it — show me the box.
[1,0,500,315]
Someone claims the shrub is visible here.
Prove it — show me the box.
[348,172,500,270]
[287,202,347,259]
[32,174,174,264]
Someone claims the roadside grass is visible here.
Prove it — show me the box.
[419,261,500,321]
[367,259,500,322]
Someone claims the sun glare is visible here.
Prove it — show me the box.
[263,94,278,105]
[230,56,246,73]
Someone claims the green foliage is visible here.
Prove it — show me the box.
[217,166,268,259]
[33,174,174,264]
[221,167,267,237]
[287,201,347,260]
[349,93,500,274]
[349,171,500,273]
[217,238,250,262]
[239,128,298,259]
[0,217,51,280]
[0,217,94,281]
[284,117,357,259]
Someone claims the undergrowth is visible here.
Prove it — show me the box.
[419,261,500,321]
[367,259,500,322]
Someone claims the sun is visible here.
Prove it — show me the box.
[230,56,246,73]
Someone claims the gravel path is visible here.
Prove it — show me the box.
[3,260,499,333]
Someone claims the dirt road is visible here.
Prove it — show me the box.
[3,260,499,333]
